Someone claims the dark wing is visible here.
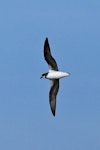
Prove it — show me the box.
[44,38,58,71]
[49,79,59,116]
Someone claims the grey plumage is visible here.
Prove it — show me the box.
[49,79,59,116]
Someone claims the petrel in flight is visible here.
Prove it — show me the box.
[40,38,70,116]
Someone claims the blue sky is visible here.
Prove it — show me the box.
[0,0,100,149]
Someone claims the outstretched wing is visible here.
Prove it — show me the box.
[49,79,59,116]
[44,38,58,71]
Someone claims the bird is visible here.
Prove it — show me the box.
[40,38,70,116]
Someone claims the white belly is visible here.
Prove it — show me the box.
[46,70,70,79]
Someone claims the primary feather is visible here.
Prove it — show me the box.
[49,79,59,116]
[44,38,58,71]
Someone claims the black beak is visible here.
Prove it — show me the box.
[40,76,42,79]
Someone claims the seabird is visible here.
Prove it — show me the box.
[40,38,70,116]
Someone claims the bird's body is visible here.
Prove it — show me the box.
[41,38,70,116]
[45,70,69,80]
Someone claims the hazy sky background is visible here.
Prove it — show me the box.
[0,0,100,150]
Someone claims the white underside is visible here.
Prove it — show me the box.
[46,70,70,79]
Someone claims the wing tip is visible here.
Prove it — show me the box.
[45,37,48,40]
[52,110,56,116]
[45,37,49,44]
[51,107,56,116]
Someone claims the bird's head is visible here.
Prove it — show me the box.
[40,73,48,79]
